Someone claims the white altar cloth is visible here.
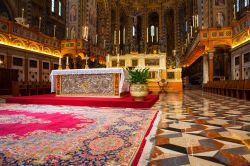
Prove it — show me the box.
[50,68,129,94]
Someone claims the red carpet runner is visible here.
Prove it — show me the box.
[0,104,159,165]
[6,94,159,108]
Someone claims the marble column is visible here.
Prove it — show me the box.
[203,54,209,84]
[208,51,214,82]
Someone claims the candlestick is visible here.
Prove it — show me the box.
[86,26,88,40]
[117,53,120,67]
[119,30,120,45]
[85,56,89,69]
[123,28,125,44]
[66,57,69,64]
[147,27,148,43]
[58,58,62,70]
[156,27,158,42]
[53,25,56,37]
[114,30,116,45]
[190,26,193,37]
[38,17,41,31]
[196,15,199,28]
[192,15,195,27]
[185,21,188,32]
[66,57,69,69]
[172,50,176,57]
[21,8,24,19]
[233,4,236,19]
[151,36,153,43]
[107,54,110,67]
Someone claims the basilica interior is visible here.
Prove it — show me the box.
[0,0,250,165]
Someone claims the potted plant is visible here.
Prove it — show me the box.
[126,68,150,101]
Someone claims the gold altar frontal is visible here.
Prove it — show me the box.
[55,73,123,97]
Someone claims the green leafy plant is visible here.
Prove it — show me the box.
[126,68,150,84]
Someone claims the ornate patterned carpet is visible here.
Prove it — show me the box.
[0,104,158,165]
[150,90,250,166]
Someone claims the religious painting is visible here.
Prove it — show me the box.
[69,5,77,22]
[215,0,225,6]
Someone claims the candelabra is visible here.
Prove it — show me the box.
[84,36,90,69]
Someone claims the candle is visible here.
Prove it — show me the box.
[39,17,41,31]
[119,30,120,45]
[187,33,190,42]
[185,21,188,32]
[114,30,116,45]
[192,15,195,27]
[107,54,110,63]
[96,34,98,44]
[151,36,153,43]
[172,50,176,56]
[66,27,69,38]
[156,27,158,42]
[21,8,24,19]
[104,39,106,48]
[86,26,88,40]
[123,28,125,44]
[117,53,120,62]
[66,57,69,64]
[233,4,236,19]
[59,58,61,65]
[196,15,199,28]
[53,25,56,37]
[147,27,148,43]
[190,26,193,37]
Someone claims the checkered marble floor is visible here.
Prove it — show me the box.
[150,90,250,166]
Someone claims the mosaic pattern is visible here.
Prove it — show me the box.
[0,104,157,165]
[61,74,114,96]
[150,90,250,166]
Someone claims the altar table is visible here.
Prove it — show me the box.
[50,68,129,97]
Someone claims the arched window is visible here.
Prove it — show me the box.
[51,0,55,13]
[59,1,62,16]
[236,0,240,12]
[244,0,248,7]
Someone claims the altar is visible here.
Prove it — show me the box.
[50,68,129,97]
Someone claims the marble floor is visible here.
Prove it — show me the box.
[1,91,250,165]
[150,90,250,166]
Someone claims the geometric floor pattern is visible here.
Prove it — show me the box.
[150,90,250,166]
